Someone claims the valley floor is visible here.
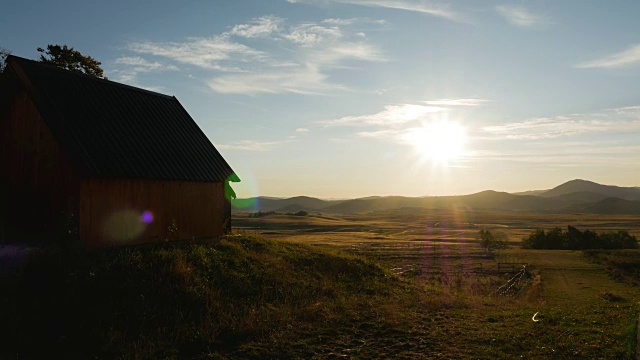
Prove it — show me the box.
[234,210,640,359]
[1,210,638,359]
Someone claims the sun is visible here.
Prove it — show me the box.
[404,122,467,163]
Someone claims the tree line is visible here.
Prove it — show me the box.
[521,226,638,250]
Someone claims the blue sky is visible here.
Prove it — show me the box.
[3,0,640,198]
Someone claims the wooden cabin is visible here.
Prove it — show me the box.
[0,55,239,247]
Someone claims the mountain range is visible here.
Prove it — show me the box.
[232,179,640,215]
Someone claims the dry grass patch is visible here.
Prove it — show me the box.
[234,210,640,359]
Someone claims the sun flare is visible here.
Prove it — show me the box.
[404,122,467,163]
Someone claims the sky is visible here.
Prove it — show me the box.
[2,0,640,199]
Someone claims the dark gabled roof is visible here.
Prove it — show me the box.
[4,55,239,182]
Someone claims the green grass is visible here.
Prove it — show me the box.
[2,223,639,359]
[0,234,403,359]
[584,249,640,285]
[233,211,640,359]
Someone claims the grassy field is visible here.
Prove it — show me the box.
[235,208,640,359]
[0,235,405,359]
[584,249,640,286]
[0,208,637,358]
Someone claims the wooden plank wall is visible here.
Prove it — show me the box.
[0,91,78,242]
[79,178,224,247]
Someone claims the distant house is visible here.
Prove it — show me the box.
[0,55,239,247]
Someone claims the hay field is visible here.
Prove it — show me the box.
[234,208,640,277]
[234,208,640,358]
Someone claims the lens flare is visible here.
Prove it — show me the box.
[101,210,158,243]
[230,168,260,207]
[141,211,154,224]
[102,209,147,243]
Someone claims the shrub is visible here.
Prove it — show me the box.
[249,210,276,218]
[476,229,508,250]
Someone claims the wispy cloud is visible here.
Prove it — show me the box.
[288,0,462,22]
[128,36,265,71]
[322,17,387,25]
[322,98,487,128]
[216,17,384,94]
[122,15,386,95]
[495,5,543,28]
[321,103,447,126]
[483,106,640,139]
[475,142,640,167]
[111,56,179,90]
[484,119,605,139]
[283,23,343,46]
[479,153,640,167]
[318,100,476,163]
[356,129,401,138]
[227,15,283,38]
[611,106,640,114]
[279,22,386,63]
[208,64,345,95]
[215,140,286,151]
[296,128,310,133]
[425,98,489,106]
[115,56,179,72]
[575,44,640,69]
[320,98,482,155]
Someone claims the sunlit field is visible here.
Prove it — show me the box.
[234,208,640,274]
[1,209,638,358]
[234,209,640,358]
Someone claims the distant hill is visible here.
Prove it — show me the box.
[232,179,640,215]
[512,190,547,196]
[232,196,344,212]
[323,196,421,213]
[569,197,640,215]
[548,191,610,205]
[459,190,543,210]
[539,179,640,200]
[322,190,570,214]
[273,204,323,213]
[355,196,383,200]
[236,191,564,214]
[232,197,289,211]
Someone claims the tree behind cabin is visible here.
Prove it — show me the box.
[37,44,106,79]
[0,47,11,72]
